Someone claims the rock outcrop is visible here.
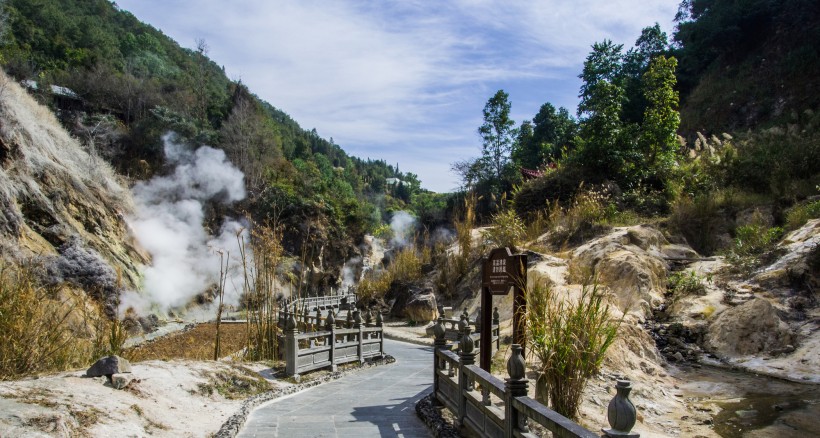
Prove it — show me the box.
[0,72,148,303]
[706,298,794,356]
[568,225,694,316]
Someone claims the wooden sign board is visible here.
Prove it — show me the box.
[482,247,524,295]
[480,246,527,371]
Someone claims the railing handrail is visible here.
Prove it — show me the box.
[430,317,639,438]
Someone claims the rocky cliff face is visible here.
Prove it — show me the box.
[0,72,148,311]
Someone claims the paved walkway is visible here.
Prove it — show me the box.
[237,339,433,437]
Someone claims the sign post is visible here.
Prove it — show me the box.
[480,247,527,371]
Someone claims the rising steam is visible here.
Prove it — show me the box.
[121,134,248,314]
[389,210,417,247]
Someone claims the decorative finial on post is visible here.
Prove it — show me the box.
[326,309,336,330]
[353,310,362,328]
[603,380,640,437]
[507,344,526,382]
[433,316,446,345]
[461,325,475,354]
[493,307,500,325]
[375,310,383,327]
[286,312,297,332]
[458,313,467,334]
[365,307,373,326]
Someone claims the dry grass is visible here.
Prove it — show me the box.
[0,262,124,380]
[124,323,249,362]
[358,245,427,302]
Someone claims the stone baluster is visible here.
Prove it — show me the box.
[326,309,337,372]
[315,307,322,332]
[603,380,640,437]
[353,310,364,364]
[285,313,299,378]
[475,306,482,332]
[505,344,529,436]
[432,317,446,407]
[375,310,383,327]
[365,307,373,327]
[456,319,476,428]
[346,309,353,329]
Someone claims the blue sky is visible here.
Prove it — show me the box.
[116,0,678,193]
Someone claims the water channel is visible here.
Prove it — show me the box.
[676,364,820,437]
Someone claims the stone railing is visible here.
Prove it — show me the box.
[284,308,384,378]
[282,292,357,314]
[432,318,639,438]
[442,308,500,353]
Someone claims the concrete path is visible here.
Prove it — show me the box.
[237,339,433,438]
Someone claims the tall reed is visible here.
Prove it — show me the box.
[526,279,621,420]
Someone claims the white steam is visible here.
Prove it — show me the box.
[122,134,248,314]
[389,211,417,247]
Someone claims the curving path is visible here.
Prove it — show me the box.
[237,339,433,438]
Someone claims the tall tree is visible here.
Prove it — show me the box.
[478,90,516,184]
[577,41,630,179]
[640,56,680,170]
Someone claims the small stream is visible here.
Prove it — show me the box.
[676,364,820,437]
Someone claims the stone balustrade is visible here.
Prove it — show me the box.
[284,308,385,378]
[432,317,639,438]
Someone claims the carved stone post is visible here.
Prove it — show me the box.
[457,322,477,428]
[457,313,467,353]
[326,310,337,372]
[475,307,482,332]
[432,317,447,405]
[354,310,364,363]
[285,313,299,378]
[365,308,373,327]
[603,380,640,437]
[505,344,529,437]
[375,310,385,358]
[315,307,322,332]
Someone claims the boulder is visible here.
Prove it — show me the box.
[110,373,133,390]
[87,355,132,377]
[387,281,439,322]
[706,298,794,356]
[405,292,438,323]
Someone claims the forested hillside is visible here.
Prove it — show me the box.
[0,0,449,268]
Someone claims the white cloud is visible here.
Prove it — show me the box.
[117,0,677,192]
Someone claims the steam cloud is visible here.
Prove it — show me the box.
[121,134,248,314]
[390,211,417,247]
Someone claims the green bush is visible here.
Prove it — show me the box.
[732,224,783,258]
[482,209,526,248]
[785,200,820,231]
[667,271,708,296]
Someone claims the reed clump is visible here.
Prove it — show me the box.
[526,279,621,420]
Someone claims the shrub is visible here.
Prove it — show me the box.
[357,246,426,303]
[667,271,708,296]
[785,200,820,231]
[0,262,114,379]
[526,280,621,420]
[482,209,525,248]
[732,224,783,258]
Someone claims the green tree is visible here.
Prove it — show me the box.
[478,90,516,184]
[577,41,631,179]
[640,56,680,170]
